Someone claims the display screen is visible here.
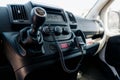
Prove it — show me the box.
[46,13,64,22]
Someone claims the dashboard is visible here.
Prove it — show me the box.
[0,0,104,63]
[0,1,104,65]
[0,1,103,34]
[0,1,104,80]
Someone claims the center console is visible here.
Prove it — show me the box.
[2,6,86,80]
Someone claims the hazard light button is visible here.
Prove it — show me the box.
[60,43,69,49]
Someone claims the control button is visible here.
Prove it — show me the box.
[60,43,69,49]
[49,44,57,50]
[42,26,50,36]
[70,41,76,49]
[54,26,62,36]
[62,27,70,35]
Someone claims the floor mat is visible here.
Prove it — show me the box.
[77,57,110,80]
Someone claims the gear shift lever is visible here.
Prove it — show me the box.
[30,7,47,36]
[20,7,47,45]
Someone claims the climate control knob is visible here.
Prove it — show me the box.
[54,26,62,36]
[62,27,70,35]
[42,26,50,36]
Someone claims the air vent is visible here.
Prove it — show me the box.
[70,25,77,29]
[66,11,76,23]
[33,4,62,13]
[43,7,62,13]
[10,5,28,20]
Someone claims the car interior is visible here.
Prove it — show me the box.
[0,0,120,80]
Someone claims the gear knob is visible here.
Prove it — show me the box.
[20,7,46,45]
[30,7,47,35]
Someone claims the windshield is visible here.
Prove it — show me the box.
[0,0,97,17]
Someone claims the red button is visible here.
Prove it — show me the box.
[60,43,69,49]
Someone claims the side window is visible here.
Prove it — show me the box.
[107,1,120,34]
[108,11,120,33]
